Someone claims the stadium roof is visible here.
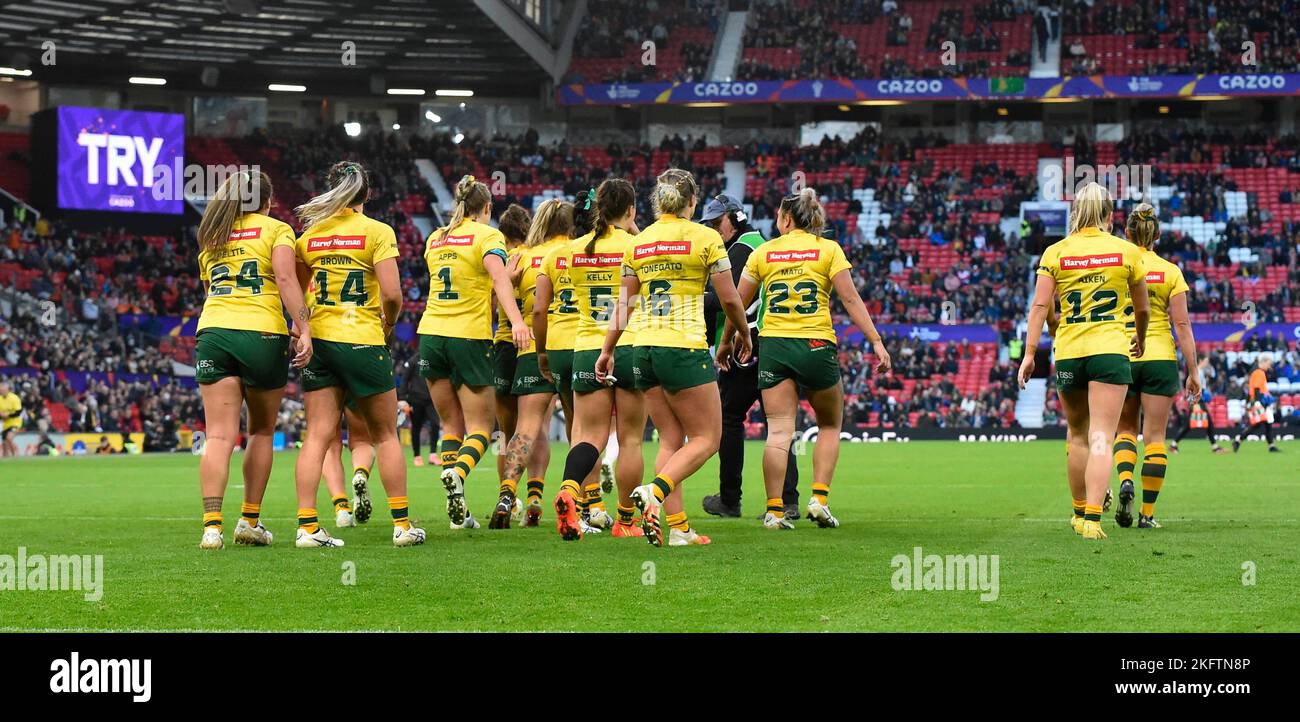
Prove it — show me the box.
[0,0,553,97]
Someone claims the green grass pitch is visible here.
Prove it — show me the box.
[0,439,1295,632]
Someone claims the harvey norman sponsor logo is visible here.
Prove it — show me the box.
[1060,253,1122,270]
[572,252,624,267]
[766,249,821,263]
[307,235,366,252]
[1146,271,1166,284]
[229,227,262,241]
[427,234,475,249]
[633,241,691,259]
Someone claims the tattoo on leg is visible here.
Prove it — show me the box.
[203,496,222,513]
[503,434,534,483]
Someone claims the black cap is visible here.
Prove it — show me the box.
[699,194,744,223]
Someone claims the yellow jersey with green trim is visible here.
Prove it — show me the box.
[513,236,570,355]
[571,228,640,351]
[197,212,296,335]
[0,392,21,431]
[538,241,580,351]
[741,229,851,343]
[620,215,728,350]
[418,219,509,340]
[1037,227,1146,360]
[1124,249,1188,362]
[494,245,523,344]
[295,209,399,346]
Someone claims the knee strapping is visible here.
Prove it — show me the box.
[765,413,796,453]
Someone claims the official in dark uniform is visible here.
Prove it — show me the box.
[401,357,440,467]
[698,194,800,518]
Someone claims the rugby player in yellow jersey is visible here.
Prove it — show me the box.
[193,171,311,550]
[291,161,423,548]
[492,204,530,493]
[545,180,649,541]
[1020,182,1150,540]
[488,199,571,528]
[1112,203,1200,529]
[596,169,752,547]
[418,175,533,529]
[0,380,23,458]
[723,187,892,530]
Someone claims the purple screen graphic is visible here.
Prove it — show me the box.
[56,106,185,214]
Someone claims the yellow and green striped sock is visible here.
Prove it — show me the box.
[1072,498,1086,518]
[1113,433,1138,486]
[1084,504,1102,523]
[666,511,690,533]
[454,432,490,481]
[525,476,544,503]
[617,504,635,525]
[650,474,676,502]
[812,482,830,504]
[499,477,520,498]
[389,496,410,529]
[203,511,223,533]
[331,495,350,512]
[1140,442,1167,517]
[440,435,463,471]
[766,497,785,518]
[240,502,260,528]
[297,507,319,533]
[560,479,582,501]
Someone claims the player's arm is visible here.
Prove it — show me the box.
[273,245,312,367]
[719,273,760,364]
[486,252,532,348]
[533,273,553,356]
[601,273,640,356]
[1128,278,1150,359]
[712,268,752,369]
[1019,274,1056,388]
[832,269,890,373]
[375,257,402,338]
[1168,291,1200,398]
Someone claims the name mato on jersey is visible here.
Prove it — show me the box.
[767,249,821,262]
[229,228,262,241]
[634,241,691,259]
[572,252,623,267]
[1059,253,1122,270]
[308,235,366,252]
[427,234,475,250]
[1146,271,1166,284]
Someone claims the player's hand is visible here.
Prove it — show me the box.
[291,331,313,369]
[715,335,734,372]
[1017,355,1035,389]
[734,332,753,366]
[1130,334,1145,358]
[538,351,553,383]
[594,349,614,384]
[512,324,534,351]
[1185,370,1202,402]
[871,339,892,374]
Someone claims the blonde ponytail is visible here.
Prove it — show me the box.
[1068,181,1114,235]
[652,168,698,218]
[198,170,272,252]
[295,161,369,230]
[524,198,575,248]
[1125,202,1160,249]
[440,174,492,243]
[779,186,826,235]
